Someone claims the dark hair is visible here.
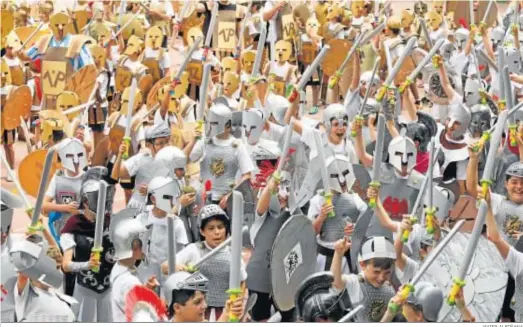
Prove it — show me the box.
[168,289,198,317]
[363,257,394,270]
[199,216,230,241]
[52,130,64,143]
[389,27,401,35]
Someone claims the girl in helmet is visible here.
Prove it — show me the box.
[161,204,248,321]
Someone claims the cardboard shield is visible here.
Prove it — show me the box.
[213,10,236,51]
[65,64,98,104]
[448,1,498,29]
[92,136,110,167]
[119,14,145,41]
[109,124,127,156]
[271,77,286,97]
[281,9,296,41]
[322,39,352,77]
[146,76,170,108]
[14,26,50,50]
[0,10,13,49]
[187,60,203,86]
[428,231,507,322]
[42,60,68,96]
[2,86,32,130]
[18,149,60,198]
[270,214,317,312]
[181,14,205,47]
[138,74,153,95]
[226,179,256,228]
[115,66,134,92]
[300,41,317,65]
[66,10,91,34]
[142,58,162,83]
[10,66,24,86]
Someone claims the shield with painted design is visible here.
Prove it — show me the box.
[18,149,60,198]
[42,60,69,97]
[115,66,133,92]
[270,214,317,312]
[447,1,498,29]
[321,39,353,77]
[422,230,507,322]
[226,179,256,228]
[300,41,317,66]
[213,10,236,51]
[65,64,98,104]
[2,85,31,130]
[281,4,296,41]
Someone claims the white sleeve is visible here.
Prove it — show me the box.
[300,125,314,149]
[176,243,200,266]
[44,175,57,199]
[189,139,205,162]
[123,154,141,177]
[135,126,145,143]
[506,247,523,278]
[175,219,189,245]
[395,256,420,284]
[307,195,322,221]
[341,274,362,303]
[240,259,248,281]
[491,193,504,218]
[344,89,359,121]
[60,233,76,252]
[250,211,267,245]
[263,1,274,15]
[455,159,468,181]
[345,140,358,164]
[161,51,171,71]
[450,92,463,105]
[237,142,256,175]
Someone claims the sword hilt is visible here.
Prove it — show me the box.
[323,191,335,218]
[375,85,388,102]
[122,136,131,160]
[432,54,442,69]
[27,222,44,234]
[425,207,436,235]
[479,22,487,36]
[447,277,466,305]
[472,131,490,152]
[398,78,412,94]
[91,247,103,273]
[196,120,204,140]
[498,100,506,112]
[226,288,243,322]
[368,181,380,209]
[510,124,518,147]
[271,171,281,196]
[479,89,487,104]
[399,283,414,301]
[328,71,341,89]
[287,86,299,103]
[480,179,492,201]
[401,216,418,243]
[350,115,364,137]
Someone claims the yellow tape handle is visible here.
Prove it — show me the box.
[432,55,441,69]
[480,179,492,201]
[368,181,380,209]
[350,115,364,137]
[122,136,131,160]
[510,124,517,147]
[271,171,281,195]
[398,78,412,94]
[91,247,103,273]
[328,72,341,89]
[27,222,44,234]
[401,217,418,243]
[472,131,490,152]
[226,288,242,322]
[479,90,487,104]
[376,85,387,102]
[425,207,436,235]
[324,192,335,218]
[196,120,204,140]
[447,277,466,305]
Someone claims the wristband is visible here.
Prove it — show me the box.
[66,261,90,272]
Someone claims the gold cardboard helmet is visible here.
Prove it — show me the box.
[426,11,443,30]
[401,9,414,28]
[145,25,164,49]
[120,85,144,116]
[56,91,80,111]
[306,17,320,35]
[326,4,343,21]
[241,50,256,74]
[1,58,12,87]
[275,40,292,62]
[88,44,106,70]
[91,23,111,46]
[124,35,145,56]
[351,0,365,17]
[386,15,401,31]
[432,1,444,14]
[5,30,22,50]
[221,57,238,74]
[187,27,203,47]
[293,3,311,29]
[49,12,70,40]
[39,1,53,17]
[222,72,239,97]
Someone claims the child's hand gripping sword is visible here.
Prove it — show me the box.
[313,131,335,218]
[368,113,386,209]
[272,117,295,194]
[91,181,108,273]
[398,39,445,95]
[479,0,495,35]
[350,56,380,137]
[287,45,330,103]
[376,37,417,102]
[227,191,244,322]
[388,219,466,313]
[448,106,509,305]
[122,78,138,160]
[196,63,213,140]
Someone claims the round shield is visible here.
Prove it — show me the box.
[270,214,317,312]
[18,149,60,198]
[13,26,50,50]
[322,39,352,77]
[109,124,126,156]
[138,74,153,95]
[2,85,32,130]
[428,72,456,105]
[426,231,507,322]
[0,10,14,48]
[65,64,98,104]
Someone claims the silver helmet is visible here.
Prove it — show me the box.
[231,111,243,138]
[323,104,348,136]
[358,236,395,262]
[447,103,471,139]
[205,103,232,138]
[1,189,23,239]
[109,208,146,260]
[406,281,444,322]
[325,154,355,194]
[163,271,209,313]
[57,137,87,173]
[265,93,290,126]
[147,176,181,213]
[506,161,523,178]
[154,146,187,179]
[359,70,380,96]
[440,39,456,61]
[504,46,522,74]
[242,109,266,145]
[78,166,113,214]
[454,28,470,50]
[464,77,482,107]
[9,235,63,288]
[490,26,505,51]
[197,204,230,230]
[468,104,492,137]
[387,136,417,173]
[145,124,172,142]
[423,186,455,224]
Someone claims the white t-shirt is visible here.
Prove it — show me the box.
[395,256,420,285]
[110,263,142,322]
[14,283,76,322]
[123,152,151,178]
[263,1,278,43]
[96,70,110,108]
[144,48,171,71]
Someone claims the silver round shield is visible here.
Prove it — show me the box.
[270,214,317,312]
